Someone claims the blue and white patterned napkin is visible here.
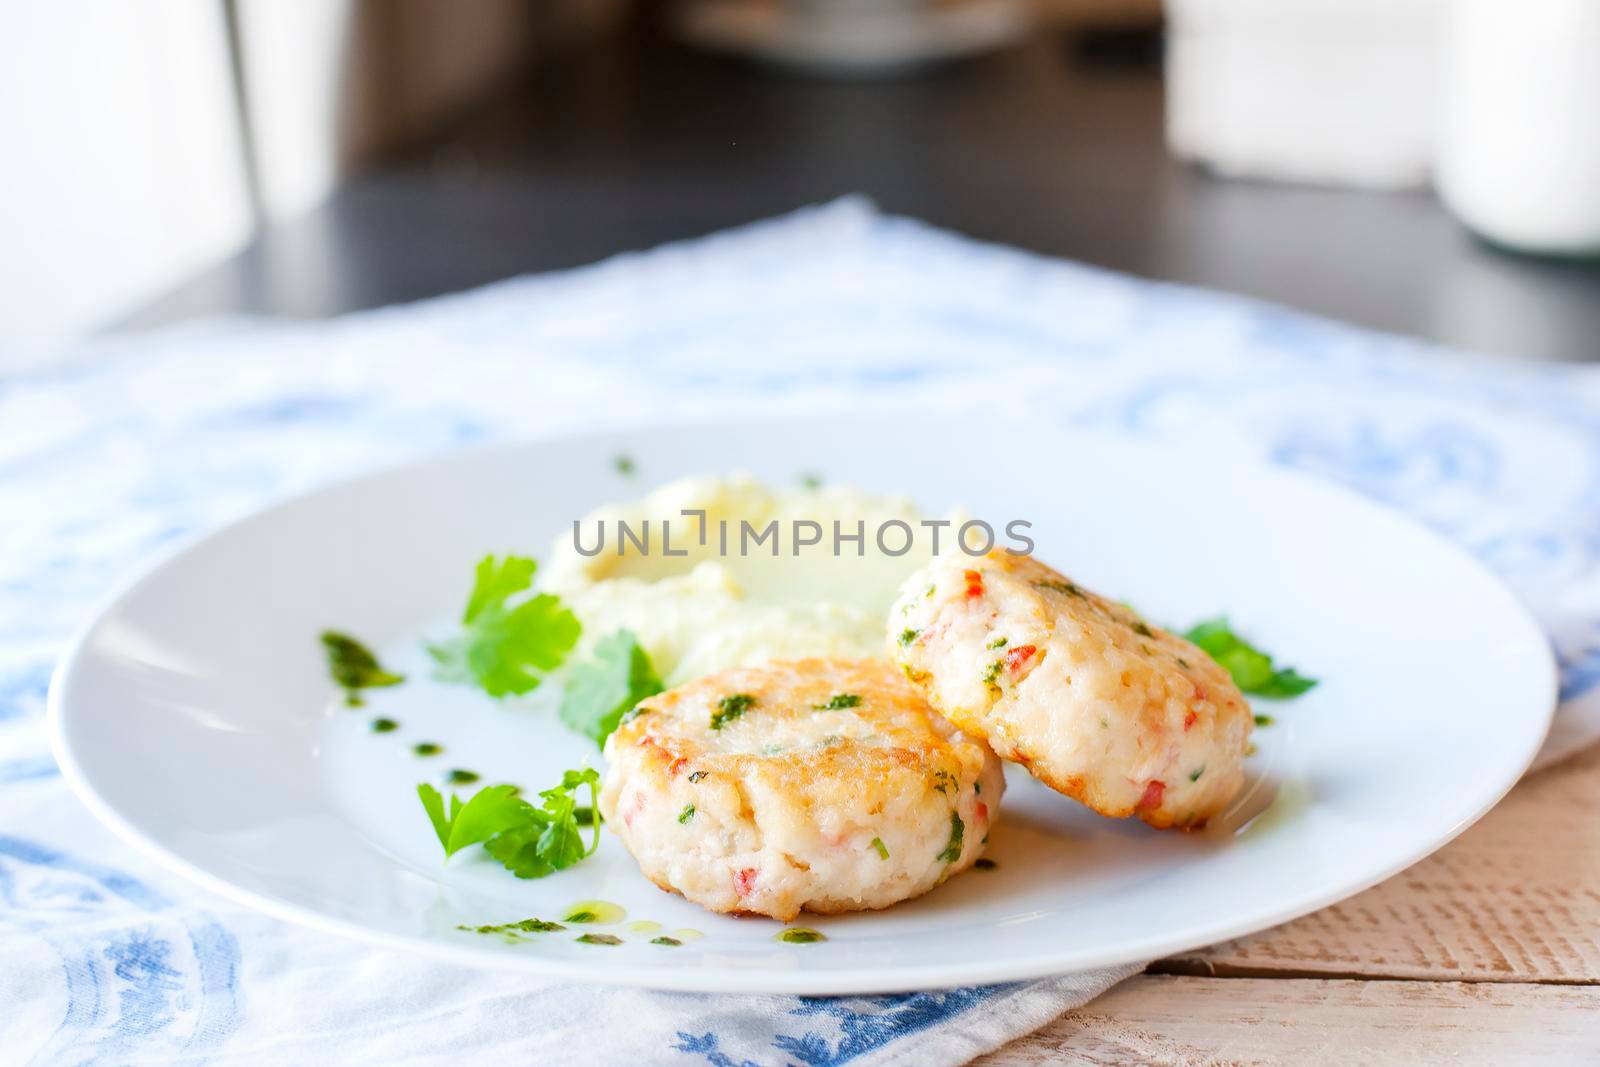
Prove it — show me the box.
[3,198,1598,1065]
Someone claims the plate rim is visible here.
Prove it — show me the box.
[47,419,1561,993]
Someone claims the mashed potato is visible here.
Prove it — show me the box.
[543,475,946,685]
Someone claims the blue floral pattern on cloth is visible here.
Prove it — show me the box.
[0,836,242,1065]
[1,198,1596,1064]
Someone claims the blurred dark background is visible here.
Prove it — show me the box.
[5,0,1598,364]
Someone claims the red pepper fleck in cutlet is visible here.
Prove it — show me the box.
[963,570,985,598]
[1003,644,1037,673]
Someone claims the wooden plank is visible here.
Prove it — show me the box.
[1155,744,1600,983]
[979,976,1600,1065]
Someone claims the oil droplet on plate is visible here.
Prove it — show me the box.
[563,900,626,925]
[669,928,704,943]
[626,920,662,934]
[776,927,826,944]
[1240,777,1312,839]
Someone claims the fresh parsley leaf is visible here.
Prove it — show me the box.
[428,554,581,698]
[814,693,861,710]
[1253,667,1318,698]
[417,768,602,879]
[614,454,636,477]
[558,629,664,748]
[1183,617,1318,699]
[320,631,404,705]
[417,782,525,858]
[485,768,603,879]
[464,554,535,623]
[484,820,572,879]
[417,782,458,848]
[711,693,755,730]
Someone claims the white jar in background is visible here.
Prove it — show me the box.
[1437,0,1600,255]
[1166,0,1442,189]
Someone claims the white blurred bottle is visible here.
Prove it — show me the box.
[1437,0,1600,255]
[1165,0,1441,189]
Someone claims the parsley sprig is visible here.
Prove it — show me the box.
[559,629,664,748]
[1184,617,1317,698]
[417,768,601,879]
[428,555,581,698]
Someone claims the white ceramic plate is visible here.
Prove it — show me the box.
[50,417,1556,994]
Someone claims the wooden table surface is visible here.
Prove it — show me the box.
[981,744,1600,1064]
[126,17,1600,1062]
